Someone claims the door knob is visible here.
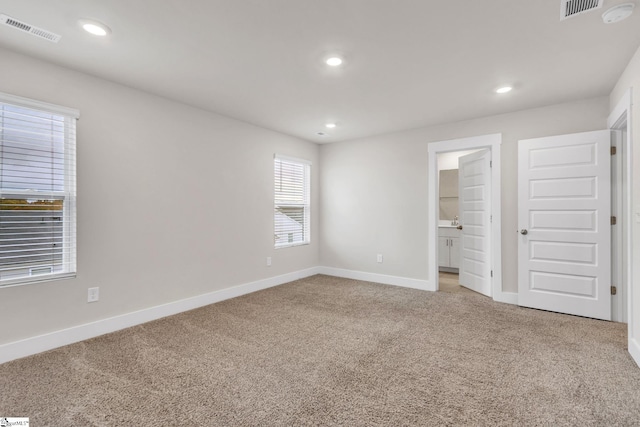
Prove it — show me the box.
[520,229,528,235]
[456,225,463,230]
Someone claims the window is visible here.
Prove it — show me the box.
[0,93,78,286]
[274,155,310,248]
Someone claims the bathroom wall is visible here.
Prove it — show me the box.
[439,169,458,222]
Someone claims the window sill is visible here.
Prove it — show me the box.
[0,272,76,289]
[275,242,310,250]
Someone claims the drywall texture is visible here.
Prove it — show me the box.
[320,97,609,292]
[0,47,319,345]
[610,45,639,354]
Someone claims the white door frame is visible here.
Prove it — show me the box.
[608,89,637,365]
[611,128,625,322]
[427,134,504,301]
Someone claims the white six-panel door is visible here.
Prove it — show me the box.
[518,130,611,320]
[458,149,492,296]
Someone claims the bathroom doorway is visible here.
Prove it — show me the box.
[437,149,482,295]
[427,134,503,299]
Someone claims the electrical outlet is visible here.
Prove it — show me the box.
[377,254,383,263]
[266,257,272,267]
[88,287,99,303]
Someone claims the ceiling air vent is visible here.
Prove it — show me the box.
[0,14,61,43]
[560,0,604,20]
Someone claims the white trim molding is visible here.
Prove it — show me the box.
[630,337,640,368]
[274,153,312,166]
[608,89,631,128]
[608,88,636,367]
[318,266,429,290]
[0,267,321,365]
[0,91,80,119]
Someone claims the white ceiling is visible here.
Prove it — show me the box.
[0,0,639,143]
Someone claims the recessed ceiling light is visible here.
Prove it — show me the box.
[326,57,343,66]
[325,123,337,128]
[80,19,111,36]
[496,86,513,94]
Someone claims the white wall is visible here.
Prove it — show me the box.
[0,41,623,353]
[0,47,319,345]
[610,44,640,365]
[320,97,609,292]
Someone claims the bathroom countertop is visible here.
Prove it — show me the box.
[438,220,458,228]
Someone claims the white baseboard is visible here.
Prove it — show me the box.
[317,267,519,308]
[317,266,429,290]
[0,267,321,365]
[8,263,628,367]
[630,336,640,368]
[8,265,629,367]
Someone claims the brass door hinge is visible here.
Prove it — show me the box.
[611,146,617,155]
[611,216,617,225]
[611,286,617,295]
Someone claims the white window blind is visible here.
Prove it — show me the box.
[274,155,310,248]
[0,93,78,286]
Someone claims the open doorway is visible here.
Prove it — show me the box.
[608,89,632,326]
[436,149,482,295]
[611,120,628,323]
[427,134,505,301]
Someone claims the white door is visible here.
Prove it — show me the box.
[458,149,492,296]
[518,130,611,320]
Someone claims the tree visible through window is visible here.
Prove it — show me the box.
[0,95,77,285]
[274,155,310,248]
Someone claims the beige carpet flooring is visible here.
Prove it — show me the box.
[1,274,639,426]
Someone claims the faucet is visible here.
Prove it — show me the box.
[451,216,459,226]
